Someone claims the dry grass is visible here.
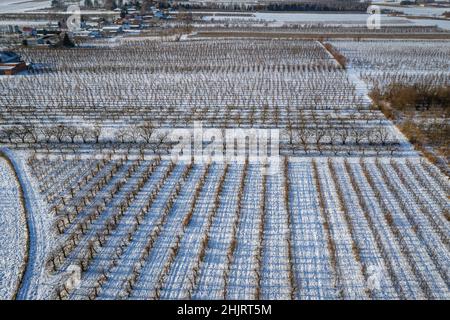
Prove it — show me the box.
[371,84,449,175]
[322,43,347,69]
[0,152,29,300]
[444,211,450,222]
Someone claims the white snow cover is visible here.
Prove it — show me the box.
[0,0,50,13]
[1,149,61,300]
[0,156,26,300]
[0,37,449,300]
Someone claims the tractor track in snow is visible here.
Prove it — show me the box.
[0,148,29,300]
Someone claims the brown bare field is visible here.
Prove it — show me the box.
[371,85,449,175]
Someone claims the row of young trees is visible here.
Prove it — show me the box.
[16,40,331,72]
[0,124,101,144]
[48,158,142,272]
[54,157,169,299]
[360,159,439,299]
[117,161,193,299]
[1,122,401,159]
[46,155,449,299]
[285,122,401,156]
[222,161,248,299]
[152,163,212,299]
[181,164,229,299]
[84,159,179,300]
[1,68,359,121]
[332,40,450,72]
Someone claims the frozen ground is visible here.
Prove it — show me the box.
[24,156,450,300]
[203,12,410,25]
[0,154,26,300]
[0,149,61,300]
[0,35,449,300]
[0,0,50,13]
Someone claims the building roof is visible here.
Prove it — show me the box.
[0,51,20,63]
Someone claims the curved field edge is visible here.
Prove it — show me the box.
[0,148,29,300]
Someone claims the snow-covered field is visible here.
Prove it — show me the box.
[0,155,26,300]
[0,36,449,300]
[330,40,450,89]
[376,4,450,16]
[0,40,415,157]
[203,12,408,25]
[200,11,450,30]
[0,0,50,13]
[17,156,449,300]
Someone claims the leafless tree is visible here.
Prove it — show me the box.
[314,128,326,154]
[137,121,156,144]
[351,128,365,146]
[337,127,351,145]
[375,126,390,146]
